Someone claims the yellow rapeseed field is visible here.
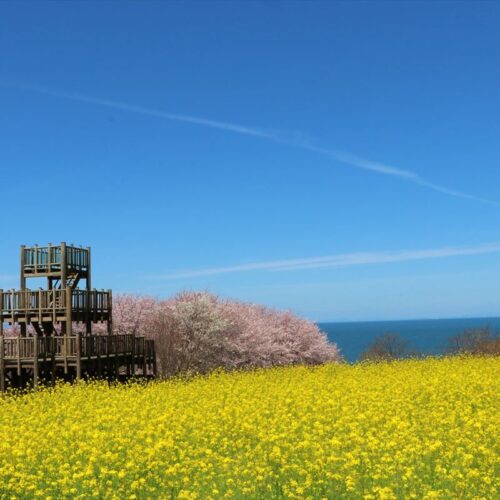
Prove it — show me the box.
[0,356,498,499]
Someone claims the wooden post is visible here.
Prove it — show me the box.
[38,289,42,325]
[19,245,26,290]
[33,334,39,390]
[86,246,92,290]
[76,332,81,381]
[62,286,72,374]
[97,334,102,378]
[61,242,67,288]
[47,243,52,277]
[0,334,5,394]
[17,336,21,377]
[50,336,56,386]
[63,335,68,375]
[114,334,119,378]
[65,287,72,336]
[103,334,108,379]
[86,246,92,335]
[42,335,47,382]
[107,289,113,335]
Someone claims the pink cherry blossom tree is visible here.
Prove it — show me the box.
[109,292,341,376]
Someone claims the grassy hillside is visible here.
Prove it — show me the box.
[0,357,498,498]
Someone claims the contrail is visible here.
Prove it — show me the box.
[1,79,497,206]
[298,146,496,205]
[157,242,500,280]
[2,81,273,138]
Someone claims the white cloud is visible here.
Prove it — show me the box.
[2,79,497,206]
[157,242,500,280]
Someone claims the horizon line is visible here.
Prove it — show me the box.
[317,313,500,324]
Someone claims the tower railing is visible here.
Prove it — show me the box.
[1,334,142,359]
[2,336,52,359]
[0,289,111,319]
[23,244,89,274]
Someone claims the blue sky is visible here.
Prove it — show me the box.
[1,1,500,321]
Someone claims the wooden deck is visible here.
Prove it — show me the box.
[0,288,111,324]
[0,334,156,391]
[22,244,90,277]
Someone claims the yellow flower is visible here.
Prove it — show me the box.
[0,357,496,498]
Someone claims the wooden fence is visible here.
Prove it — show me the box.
[0,289,111,320]
[0,334,157,391]
[0,334,153,360]
[23,244,89,273]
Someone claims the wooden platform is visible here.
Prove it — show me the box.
[22,244,89,277]
[0,334,156,392]
[0,288,111,325]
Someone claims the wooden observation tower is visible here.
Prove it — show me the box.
[0,243,156,392]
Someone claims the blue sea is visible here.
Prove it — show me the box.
[319,317,500,363]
